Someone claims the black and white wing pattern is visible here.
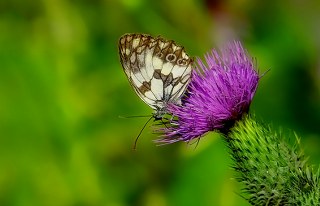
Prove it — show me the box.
[118,33,193,119]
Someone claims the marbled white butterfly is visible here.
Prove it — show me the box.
[118,33,193,120]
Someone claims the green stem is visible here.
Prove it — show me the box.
[224,115,320,205]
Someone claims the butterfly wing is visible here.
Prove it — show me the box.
[119,33,193,116]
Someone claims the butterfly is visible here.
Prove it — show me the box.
[118,33,193,120]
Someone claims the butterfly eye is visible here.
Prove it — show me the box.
[166,54,177,62]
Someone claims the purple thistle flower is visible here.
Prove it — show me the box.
[156,41,260,144]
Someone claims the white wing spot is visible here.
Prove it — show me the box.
[152,56,163,70]
[132,38,140,48]
[127,35,132,42]
[131,74,143,87]
[131,71,145,85]
[150,78,163,100]
[159,41,165,48]
[164,84,173,95]
[145,90,156,100]
[172,82,185,96]
[136,45,145,53]
[180,73,191,83]
[171,65,187,78]
[130,53,136,63]
[125,49,130,55]
[144,51,154,78]
[161,62,173,75]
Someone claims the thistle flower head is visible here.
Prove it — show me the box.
[156,41,260,144]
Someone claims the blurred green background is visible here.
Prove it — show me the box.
[1,0,319,205]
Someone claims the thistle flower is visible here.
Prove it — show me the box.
[156,41,260,143]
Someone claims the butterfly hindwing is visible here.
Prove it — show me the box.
[119,33,193,118]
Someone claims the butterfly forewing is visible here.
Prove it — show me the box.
[119,33,193,118]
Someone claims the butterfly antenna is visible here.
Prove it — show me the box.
[193,138,201,150]
[160,118,169,129]
[260,68,271,78]
[133,116,153,150]
[119,115,152,119]
[186,137,201,150]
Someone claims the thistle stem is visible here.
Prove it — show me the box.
[224,115,320,205]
